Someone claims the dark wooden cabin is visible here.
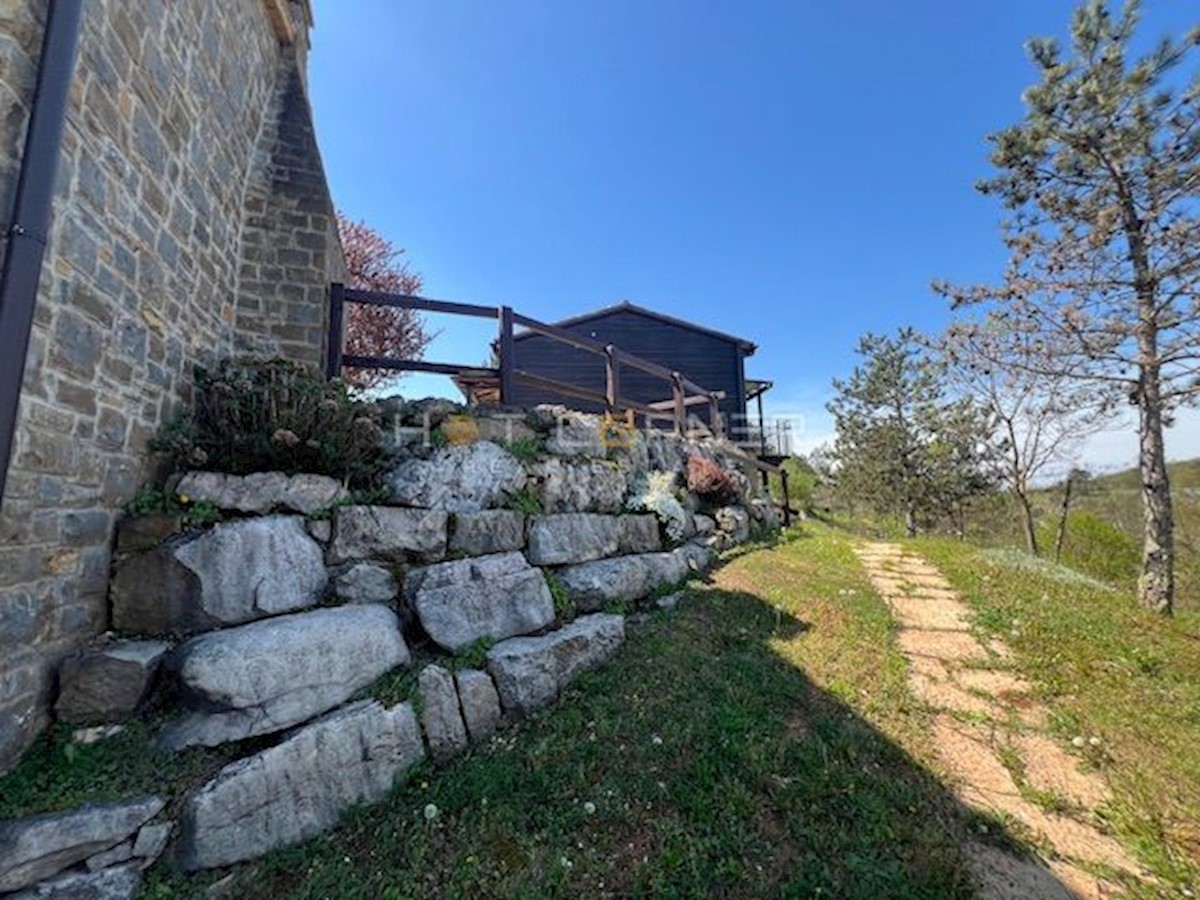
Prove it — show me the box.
[501,302,764,435]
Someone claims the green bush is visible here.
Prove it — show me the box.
[768,456,818,513]
[1040,511,1140,587]
[154,358,386,487]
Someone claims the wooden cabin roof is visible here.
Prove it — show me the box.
[513,301,757,355]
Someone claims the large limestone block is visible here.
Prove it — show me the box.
[55,640,170,723]
[157,605,409,750]
[556,544,710,612]
[406,553,554,652]
[418,666,468,762]
[332,562,399,605]
[176,700,423,870]
[8,862,142,899]
[642,549,691,589]
[111,516,327,634]
[449,510,526,556]
[530,458,627,514]
[389,442,526,513]
[525,514,621,565]
[486,614,625,716]
[327,505,448,565]
[0,797,163,893]
[556,556,650,612]
[541,411,608,458]
[174,471,348,515]
[455,669,502,741]
[617,514,662,554]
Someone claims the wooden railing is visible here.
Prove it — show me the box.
[325,285,726,438]
[324,284,792,523]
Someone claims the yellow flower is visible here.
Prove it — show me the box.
[178,494,190,504]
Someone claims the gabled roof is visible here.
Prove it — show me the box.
[515,301,757,355]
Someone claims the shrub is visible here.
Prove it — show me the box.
[686,455,740,506]
[154,358,386,487]
[1039,511,1140,587]
[768,456,819,514]
[628,471,688,543]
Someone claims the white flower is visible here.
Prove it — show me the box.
[1088,736,1102,747]
[583,801,596,815]
[651,734,663,745]
[627,471,688,542]
[1071,736,1086,749]
[423,803,439,821]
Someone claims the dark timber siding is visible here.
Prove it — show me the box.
[510,308,749,431]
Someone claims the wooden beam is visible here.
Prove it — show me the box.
[499,306,515,403]
[511,312,609,357]
[342,356,498,377]
[343,289,499,320]
[512,369,609,406]
[325,282,345,378]
[645,392,726,411]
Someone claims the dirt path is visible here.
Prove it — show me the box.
[853,543,1144,900]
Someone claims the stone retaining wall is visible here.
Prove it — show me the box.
[0,407,781,894]
[0,0,342,772]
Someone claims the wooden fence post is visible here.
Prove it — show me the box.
[325,282,345,379]
[499,305,515,403]
[605,345,620,415]
[709,394,723,438]
[780,467,792,527]
[671,373,685,436]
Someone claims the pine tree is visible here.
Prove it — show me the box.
[828,330,994,536]
[936,1,1200,613]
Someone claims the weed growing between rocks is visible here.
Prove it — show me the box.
[506,487,543,516]
[544,570,577,622]
[125,485,222,527]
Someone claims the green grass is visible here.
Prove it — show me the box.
[505,487,543,516]
[916,537,1200,889]
[20,524,1170,897]
[500,437,543,462]
[0,719,244,822]
[960,457,1200,609]
[147,525,987,896]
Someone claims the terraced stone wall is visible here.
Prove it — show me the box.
[0,407,782,893]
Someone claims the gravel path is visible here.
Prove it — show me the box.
[854,543,1144,899]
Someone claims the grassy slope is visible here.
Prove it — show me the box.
[134,526,978,898]
[961,458,1200,609]
[917,537,1200,888]
[6,525,1191,896]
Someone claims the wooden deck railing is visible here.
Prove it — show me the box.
[324,283,792,523]
[325,284,726,438]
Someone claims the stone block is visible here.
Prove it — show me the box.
[176,701,423,870]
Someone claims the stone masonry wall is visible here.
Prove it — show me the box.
[0,0,343,770]
[0,407,782,893]
[235,59,345,366]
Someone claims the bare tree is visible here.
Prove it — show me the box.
[939,326,1113,556]
[935,1,1200,613]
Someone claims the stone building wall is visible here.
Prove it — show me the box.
[0,0,343,771]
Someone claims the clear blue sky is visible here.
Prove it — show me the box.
[309,1,1199,469]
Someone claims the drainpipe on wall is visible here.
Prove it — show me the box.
[0,0,84,502]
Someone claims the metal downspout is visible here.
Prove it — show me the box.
[0,0,84,501]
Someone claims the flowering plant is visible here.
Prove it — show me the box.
[627,470,688,543]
